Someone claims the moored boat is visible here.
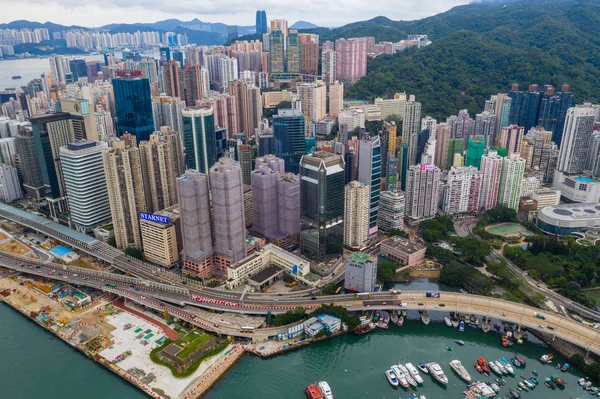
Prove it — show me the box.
[399,364,418,388]
[391,365,410,388]
[500,357,515,375]
[560,363,569,372]
[449,359,472,382]
[541,353,554,363]
[385,369,399,387]
[306,384,323,399]
[444,316,453,327]
[544,377,556,389]
[491,382,500,392]
[474,363,485,374]
[512,357,522,367]
[426,362,449,385]
[459,320,465,331]
[317,381,333,399]
[496,361,508,375]
[397,314,405,327]
[420,312,430,325]
[509,388,521,398]
[477,357,491,373]
[405,363,424,384]
[455,339,465,346]
[550,373,565,386]
[418,362,429,374]
[515,355,526,366]
[489,361,503,376]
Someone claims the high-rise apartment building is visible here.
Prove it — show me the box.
[520,84,541,132]
[182,106,216,174]
[177,170,214,277]
[60,140,110,233]
[210,157,247,268]
[442,166,481,214]
[139,129,184,213]
[403,98,421,166]
[151,95,185,134]
[179,64,205,106]
[479,149,503,210]
[300,33,319,75]
[161,60,181,98]
[0,164,22,203]
[300,151,345,261]
[219,57,239,89]
[251,155,300,249]
[552,85,574,146]
[49,55,70,84]
[273,109,305,173]
[556,104,596,174]
[465,138,486,169]
[269,30,286,74]
[475,111,496,146]
[380,122,397,179]
[343,181,370,250]
[297,81,327,124]
[435,123,450,170]
[358,134,381,236]
[405,164,441,223]
[498,153,526,211]
[375,93,407,120]
[328,81,344,118]
[499,125,524,156]
[113,73,155,143]
[321,50,336,85]
[335,38,368,82]
[378,190,404,233]
[102,140,146,249]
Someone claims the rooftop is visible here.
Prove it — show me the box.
[381,236,425,254]
[49,245,74,257]
[248,265,282,284]
[574,176,597,183]
[539,203,600,221]
[348,251,373,264]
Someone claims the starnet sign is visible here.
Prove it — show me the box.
[140,212,170,225]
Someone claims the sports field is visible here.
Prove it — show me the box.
[486,223,534,237]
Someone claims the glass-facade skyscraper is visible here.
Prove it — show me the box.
[300,151,345,261]
[182,106,216,174]
[255,10,267,34]
[113,74,154,143]
[274,109,305,174]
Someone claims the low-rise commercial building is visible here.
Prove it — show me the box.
[225,243,311,289]
[553,172,600,203]
[531,188,561,208]
[381,236,426,269]
[344,251,377,293]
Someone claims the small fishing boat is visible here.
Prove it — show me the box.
[385,369,399,387]
[477,357,491,373]
[518,381,529,391]
[399,364,418,388]
[515,355,526,366]
[540,353,554,363]
[446,346,453,351]
[550,373,565,387]
[509,388,521,398]
[391,365,409,388]
[578,377,587,385]
[532,370,538,376]
[500,358,515,375]
[444,316,453,327]
[560,363,569,372]
[544,377,556,389]
[496,361,508,375]
[474,363,485,374]
[405,363,424,384]
[418,362,429,374]
[459,320,465,332]
[530,377,539,384]
[489,361,503,376]
[512,357,522,367]
[523,379,535,389]
[491,383,501,393]
[495,378,505,385]
[391,310,399,325]
[455,339,465,346]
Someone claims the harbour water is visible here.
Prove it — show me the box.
[0,278,593,399]
[0,303,147,399]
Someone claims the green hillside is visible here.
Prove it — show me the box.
[341,0,600,118]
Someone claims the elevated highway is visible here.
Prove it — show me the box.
[3,255,600,352]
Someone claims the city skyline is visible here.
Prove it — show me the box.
[0,0,472,29]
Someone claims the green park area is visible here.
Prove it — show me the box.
[486,223,534,238]
[175,330,213,359]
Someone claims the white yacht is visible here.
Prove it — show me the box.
[426,362,449,385]
[317,381,333,399]
[399,364,418,387]
[385,369,399,387]
[405,363,424,384]
[391,365,410,388]
[449,359,472,382]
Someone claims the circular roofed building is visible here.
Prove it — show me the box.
[536,203,600,236]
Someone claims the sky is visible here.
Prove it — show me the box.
[0,0,472,28]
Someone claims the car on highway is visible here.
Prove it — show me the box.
[547,325,555,330]
[311,296,317,300]
[381,302,387,305]
[417,303,424,306]
[534,312,546,320]
[439,304,446,307]
[410,296,415,299]
[345,304,352,307]
[500,312,507,316]
[538,325,544,329]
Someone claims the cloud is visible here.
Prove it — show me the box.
[0,0,470,28]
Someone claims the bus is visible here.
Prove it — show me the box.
[355,292,372,299]
[426,292,440,298]
[105,283,117,288]
[240,326,255,333]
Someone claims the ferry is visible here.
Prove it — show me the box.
[449,359,472,382]
[317,381,333,399]
[477,357,491,373]
[391,365,410,388]
[458,320,465,332]
[305,384,323,399]
[417,362,429,374]
[399,364,418,387]
[405,363,424,384]
[426,362,449,385]
[385,369,399,387]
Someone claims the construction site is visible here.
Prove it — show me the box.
[0,270,235,399]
